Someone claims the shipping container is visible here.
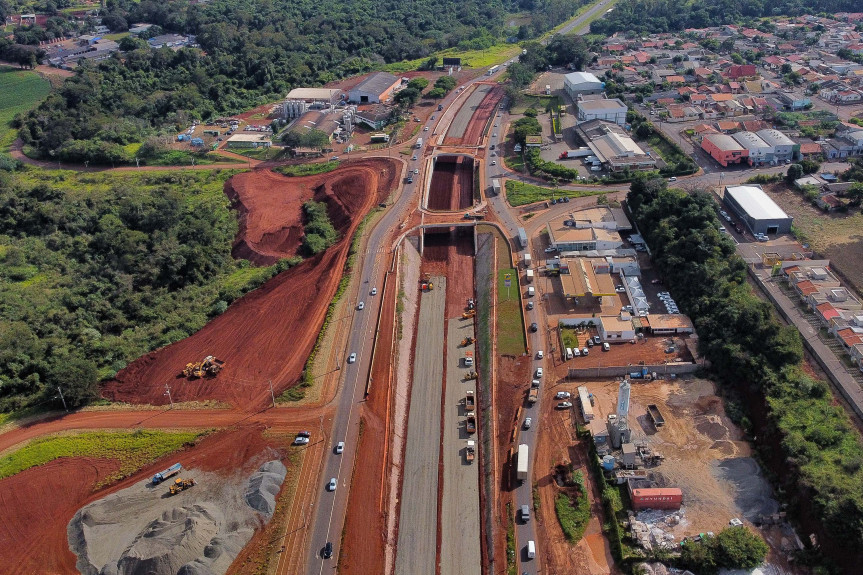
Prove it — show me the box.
[630,487,683,510]
[578,386,594,421]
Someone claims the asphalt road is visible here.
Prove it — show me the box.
[395,276,446,575]
[448,84,493,141]
[440,320,482,575]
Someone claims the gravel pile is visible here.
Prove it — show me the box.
[68,460,286,575]
[712,457,779,522]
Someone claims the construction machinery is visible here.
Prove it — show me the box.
[182,355,225,379]
[464,371,478,381]
[466,412,476,434]
[465,390,475,411]
[462,309,476,319]
[169,477,196,495]
[460,336,474,347]
[152,463,182,485]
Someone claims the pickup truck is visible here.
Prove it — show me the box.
[465,440,475,463]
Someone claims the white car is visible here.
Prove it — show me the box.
[536,350,544,359]
[327,478,337,491]
[493,133,497,137]
[412,155,417,160]
[582,347,589,356]
[615,286,625,293]
[293,436,309,445]
[335,442,345,454]
[573,348,581,357]
[348,353,357,364]
[357,301,365,310]
[535,367,543,378]
[491,160,496,165]
[557,401,573,409]
[523,417,532,429]
[423,126,429,131]
[544,246,557,253]
[371,287,378,295]
[556,391,571,399]
[729,518,743,527]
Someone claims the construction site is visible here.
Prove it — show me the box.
[426,154,476,211]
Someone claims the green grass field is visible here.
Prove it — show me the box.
[496,267,527,355]
[0,430,206,484]
[274,160,340,177]
[504,180,604,207]
[0,66,51,150]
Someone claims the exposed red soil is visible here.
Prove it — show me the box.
[427,155,475,212]
[102,160,398,411]
[339,254,397,575]
[0,426,278,575]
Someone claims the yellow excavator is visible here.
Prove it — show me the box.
[182,355,225,379]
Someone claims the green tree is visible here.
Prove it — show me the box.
[407,77,428,92]
[847,182,863,206]
[714,526,769,569]
[786,163,803,183]
[394,87,421,107]
[507,62,534,88]
[512,117,542,145]
[434,75,457,93]
[426,87,446,99]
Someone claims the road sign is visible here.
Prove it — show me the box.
[504,273,511,288]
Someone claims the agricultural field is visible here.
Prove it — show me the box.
[763,183,863,291]
[0,66,51,149]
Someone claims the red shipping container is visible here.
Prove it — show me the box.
[631,488,683,510]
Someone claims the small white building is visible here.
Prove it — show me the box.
[576,95,627,126]
[598,314,636,341]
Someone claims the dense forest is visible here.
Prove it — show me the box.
[13,0,584,162]
[0,169,291,412]
[591,0,863,36]
[628,176,863,572]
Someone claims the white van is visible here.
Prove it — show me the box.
[527,540,536,559]
[527,286,535,297]
[565,348,573,360]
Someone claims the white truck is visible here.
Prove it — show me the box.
[416,137,423,148]
[526,269,534,283]
[516,444,529,483]
[558,148,591,160]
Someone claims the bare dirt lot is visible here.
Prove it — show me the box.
[427,155,475,211]
[0,426,281,575]
[762,183,863,292]
[102,160,398,410]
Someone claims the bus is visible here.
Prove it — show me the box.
[487,65,500,76]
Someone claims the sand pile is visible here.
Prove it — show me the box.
[68,460,286,575]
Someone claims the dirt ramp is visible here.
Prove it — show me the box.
[103,159,398,410]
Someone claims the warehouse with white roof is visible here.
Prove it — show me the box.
[564,71,605,99]
[722,185,793,235]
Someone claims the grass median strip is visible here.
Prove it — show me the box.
[0,429,206,484]
[496,267,526,355]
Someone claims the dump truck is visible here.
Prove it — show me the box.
[516,444,529,483]
[528,388,538,404]
[169,477,196,495]
[465,440,475,463]
[465,390,475,411]
[152,463,182,485]
[460,336,474,347]
[647,404,666,428]
[464,351,473,367]
[466,411,476,434]
[462,309,476,319]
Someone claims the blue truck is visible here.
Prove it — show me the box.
[152,463,182,484]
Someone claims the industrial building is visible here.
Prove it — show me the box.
[546,223,624,253]
[576,95,627,126]
[701,133,749,167]
[723,185,793,235]
[564,71,605,99]
[558,257,618,298]
[731,131,772,165]
[355,104,393,130]
[576,120,657,172]
[755,129,797,162]
[226,133,272,149]
[283,88,342,119]
[348,72,401,104]
[289,110,342,142]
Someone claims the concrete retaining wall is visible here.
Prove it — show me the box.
[567,362,699,379]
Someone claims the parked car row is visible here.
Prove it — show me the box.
[658,291,679,314]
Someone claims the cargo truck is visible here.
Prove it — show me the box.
[415,137,423,148]
[491,179,501,196]
[528,388,538,404]
[466,412,476,434]
[465,440,475,463]
[526,269,534,283]
[152,463,182,485]
[465,390,475,411]
[558,148,591,160]
[516,444,529,483]
[647,404,665,427]
[523,254,531,268]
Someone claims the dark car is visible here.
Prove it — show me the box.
[323,542,333,558]
[530,322,538,332]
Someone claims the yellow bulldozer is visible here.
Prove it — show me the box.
[169,477,196,495]
[182,355,225,379]
[460,337,474,347]
[461,309,476,319]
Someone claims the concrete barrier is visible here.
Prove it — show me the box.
[567,362,699,379]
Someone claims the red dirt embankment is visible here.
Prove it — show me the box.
[0,426,276,575]
[103,160,398,411]
[461,84,503,147]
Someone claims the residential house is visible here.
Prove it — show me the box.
[725,64,757,79]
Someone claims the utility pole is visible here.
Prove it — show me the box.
[56,386,68,412]
[268,379,276,408]
[164,383,174,408]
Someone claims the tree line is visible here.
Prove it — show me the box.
[628,176,863,573]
